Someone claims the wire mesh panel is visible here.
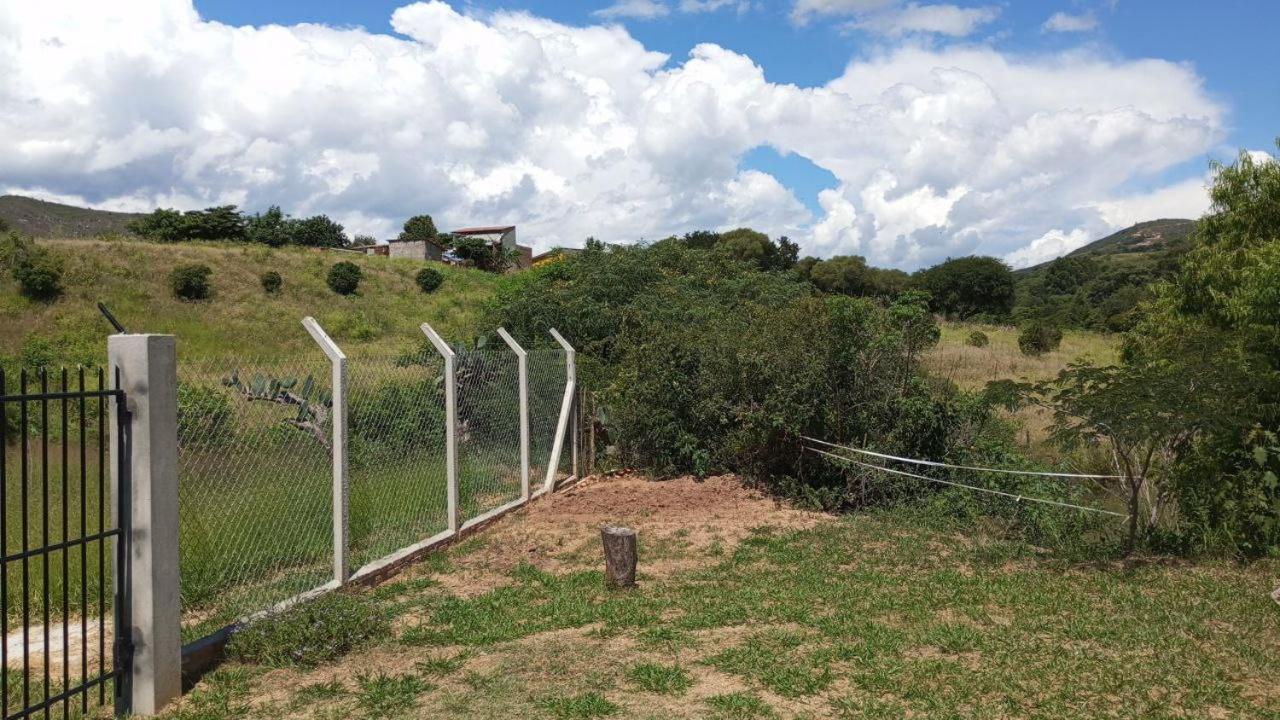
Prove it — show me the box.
[345,351,448,570]
[528,348,568,487]
[455,348,522,520]
[177,357,333,642]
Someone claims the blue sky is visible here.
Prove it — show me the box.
[3,1,1276,267]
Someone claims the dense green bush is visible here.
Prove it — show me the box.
[488,241,1012,509]
[260,270,282,295]
[169,264,212,301]
[327,261,362,295]
[2,233,63,301]
[1017,322,1062,356]
[130,204,349,247]
[965,330,989,348]
[349,378,445,461]
[415,267,443,293]
[226,591,388,667]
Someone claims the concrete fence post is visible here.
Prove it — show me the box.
[421,323,458,533]
[496,328,530,503]
[108,334,181,716]
[543,329,577,492]
[302,317,349,585]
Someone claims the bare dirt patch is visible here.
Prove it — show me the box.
[412,473,828,597]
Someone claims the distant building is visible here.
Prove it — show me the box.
[375,224,533,270]
[531,247,582,267]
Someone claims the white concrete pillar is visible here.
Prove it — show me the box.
[496,328,530,502]
[302,317,349,584]
[543,329,576,492]
[108,334,181,716]
[420,323,458,533]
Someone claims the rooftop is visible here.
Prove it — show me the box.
[453,225,515,235]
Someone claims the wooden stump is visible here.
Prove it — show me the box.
[601,525,637,588]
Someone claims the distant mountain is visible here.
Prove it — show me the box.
[0,195,144,238]
[1065,218,1196,258]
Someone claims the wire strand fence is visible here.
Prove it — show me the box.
[174,327,576,643]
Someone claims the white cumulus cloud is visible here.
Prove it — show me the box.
[1042,12,1099,33]
[848,3,1000,37]
[0,1,1225,266]
[1004,227,1091,268]
[593,0,670,19]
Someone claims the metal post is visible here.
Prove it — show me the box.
[107,335,180,716]
[543,328,576,492]
[302,318,349,584]
[421,323,458,533]
[496,328,530,502]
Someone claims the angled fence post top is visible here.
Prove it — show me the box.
[303,316,347,361]
[496,327,528,357]
[420,322,456,358]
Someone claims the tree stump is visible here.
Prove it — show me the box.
[601,525,637,589]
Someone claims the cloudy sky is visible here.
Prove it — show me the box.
[1,1,1276,268]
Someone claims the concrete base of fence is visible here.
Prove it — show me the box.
[179,474,580,681]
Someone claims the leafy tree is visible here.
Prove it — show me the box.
[442,234,511,273]
[1042,255,1100,295]
[246,206,292,247]
[916,256,1016,319]
[127,208,188,242]
[415,267,443,293]
[966,330,989,348]
[327,261,362,295]
[715,228,797,271]
[809,255,871,295]
[170,264,212,301]
[399,215,439,244]
[681,230,720,250]
[290,215,347,248]
[183,205,247,241]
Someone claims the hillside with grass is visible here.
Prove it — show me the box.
[0,195,145,238]
[0,237,502,366]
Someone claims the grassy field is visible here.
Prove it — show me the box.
[0,238,502,364]
[161,475,1280,720]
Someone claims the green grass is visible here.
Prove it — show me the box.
[540,692,619,719]
[164,506,1280,718]
[225,591,388,668]
[0,237,502,365]
[354,672,430,717]
[625,663,691,695]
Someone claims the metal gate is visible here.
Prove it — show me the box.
[0,368,131,719]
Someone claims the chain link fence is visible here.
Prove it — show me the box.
[175,329,575,643]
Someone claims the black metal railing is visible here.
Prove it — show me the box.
[0,368,130,719]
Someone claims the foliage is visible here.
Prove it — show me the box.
[169,263,212,301]
[260,270,282,295]
[439,233,513,273]
[399,214,439,244]
[130,204,348,247]
[965,330,989,348]
[415,267,443,293]
[488,242,1005,506]
[798,254,909,298]
[327,260,362,295]
[916,256,1016,320]
[1017,322,1062,356]
[2,233,63,301]
[177,383,233,446]
[225,591,389,668]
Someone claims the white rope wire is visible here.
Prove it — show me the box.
[800,435,1128,480]
[803,445,1128,519]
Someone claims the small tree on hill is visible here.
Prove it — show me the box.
[916,256,1016,320]
[415,267,443,293]
[290,215,347,248]
[2,233,63,301]
[260,271,283,295]
[1018,322,1062,356]
[327,261,362,295]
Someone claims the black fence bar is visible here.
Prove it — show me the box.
[0,368,128,720]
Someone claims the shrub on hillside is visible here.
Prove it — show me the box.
[2,233,63,301]
[260,271,282,295]
[170,264,212,301]
[415,267,443,293]
[1017,322,1062,356]
[965,330,989,348]
[327,261,362,295]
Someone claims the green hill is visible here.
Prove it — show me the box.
[0,238,501,367]
[1066,218,1196,258]
[0,195,145,238]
